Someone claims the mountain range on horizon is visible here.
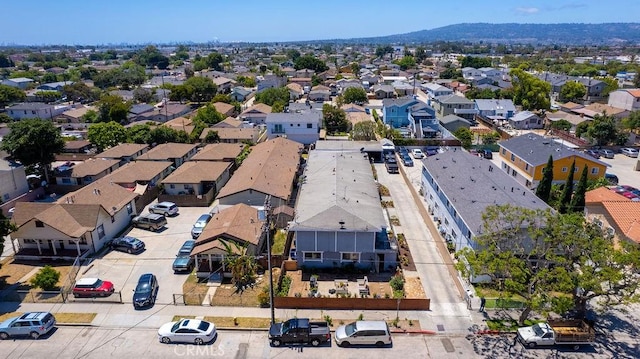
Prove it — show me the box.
[300,22,640,46]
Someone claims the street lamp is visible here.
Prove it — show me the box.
[264,195,275,325]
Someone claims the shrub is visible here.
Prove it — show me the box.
[323,315,333,326]
[357,313,364,321]
[389,275,404,291]
[277,275,292,297]
[30,265,60,290]
[391,317,400,328]
[257,285,270,307]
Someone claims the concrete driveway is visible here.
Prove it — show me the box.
[598,152,640,187]
[78,202,213,306]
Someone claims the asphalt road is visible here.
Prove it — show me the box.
[0,326,480,359]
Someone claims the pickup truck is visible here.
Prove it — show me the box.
[269,318,331,347]
[517,319,595,350]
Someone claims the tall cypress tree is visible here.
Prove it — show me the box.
[536,155,554,203]
[570,166,589,213]
[559,160,576,214]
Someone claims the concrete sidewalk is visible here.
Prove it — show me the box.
[0,300,482,334]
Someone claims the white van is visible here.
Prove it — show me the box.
[334,320,392,347]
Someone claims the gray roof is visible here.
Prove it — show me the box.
[7,102,53,110]
[382,96,418,108]
[435,94,474,105]
[509,111,538,122]
[314,140,382,152]
[422,149,551,236]
[439,114,470,125]
[474,99,516,112]
[265,112,321,124]
[291,144,385,232]
[5,77,34,83]
[498,133,609,167]
[129,104,154,115]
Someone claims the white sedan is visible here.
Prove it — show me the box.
[158,318,217,345]
[412,149,425,159]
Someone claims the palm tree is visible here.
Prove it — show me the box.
[220,239,257,291]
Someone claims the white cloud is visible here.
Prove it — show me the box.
[515,7,539,14]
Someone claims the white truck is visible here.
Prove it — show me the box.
[517,319,595,350]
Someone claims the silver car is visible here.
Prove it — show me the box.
[0,312,56,339]
[621,147,639,158]
[335,320,392,347]
[599,149,615,159]
[149,201,179,216]
[191,213,212,238]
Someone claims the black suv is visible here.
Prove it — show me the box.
[109,236,145,254]
[133,273,158,309]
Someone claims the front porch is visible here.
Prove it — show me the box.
[13,239,91,261]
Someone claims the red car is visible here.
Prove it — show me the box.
[72,278,115,298]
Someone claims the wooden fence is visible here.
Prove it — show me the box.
[274,296,430,310]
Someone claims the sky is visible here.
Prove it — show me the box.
[2,0,639,45]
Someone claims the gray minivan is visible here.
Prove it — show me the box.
[334,320,392,347]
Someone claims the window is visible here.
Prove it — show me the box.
[35,221,44,228]
[307,123,313,128]
[126,203,133,215]
[341,252,359,262]
[510,154,515,161]
[525,164,529,171]
[304,252,322,261]
[274,124,283,133]
[297,123,300,126]
[591,167,599,175]
[170,184,175,189]
[62,178,71,184]
[501,148,506,155]
[606,227,615,236]
[562,167,568,172]
[97,224,105,239]
[79,235,87,245]
[24,239,36,244]
[111,216,115,223]
[511,169,517,177]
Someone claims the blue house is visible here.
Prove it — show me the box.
[383,96,437,138]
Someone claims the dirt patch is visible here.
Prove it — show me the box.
[396,234,417,271]
[287,270,396,298]
[0,259,38,289]
[209,276,266,307]
[404,276,426,299]
[182,273,209,305]
[172,315,196,322]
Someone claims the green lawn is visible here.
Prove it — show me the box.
[271,230,287,255]
[486,319,544,331]
[485,298,525,309]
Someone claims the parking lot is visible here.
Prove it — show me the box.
[597,151,640,187]
[76,201,214,306]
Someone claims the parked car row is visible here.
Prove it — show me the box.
[268,318,392,348]
[610,184,640,200]
[584,147,638,159]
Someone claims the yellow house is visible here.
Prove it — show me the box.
[498,133,608,189]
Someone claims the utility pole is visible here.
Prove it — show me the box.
[264,195,275,325]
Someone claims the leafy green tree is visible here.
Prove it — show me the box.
[465,87,499,100]
[586,113,619,146]
[440,67,462,79]
[133,88,154,104]
[393,56,416,70]
[460,56,492,68]
[351,121,376,141]
[33,91,61,103]
[350,62,360,76]
[570,166,588,213]
[88,121,127,152]
[575,121,590,138]
[271,101,285,113]
[134,45,169,69]
[634,72,640,88]
[550,119,572,131]
[182,76,218,103]
[375,45,394,58]
[535,156,553,203]
[0,119,64,183]
[0,84,26,107]
[62,82,100,103]
[192,52,224,71]
[148,126,183,145]
[294,55,328,72]
[93,62,146,89]
[285,49,301,61]
[254,87,290,106]
[599,77,619,97]
[559,81,586,102]
[211,93,232,104]
[127,124,152,144]
[414,46,427,63]
[193,103,224,125]
[342,87,368,104]
[322,104,349,134]
[622,111,640,135]
[0,54,14,68]
[236,75,256,88]
[481,131,500,145]
[98,94,131,124]
[30,265,60,290]
[453,127,473,149]
[558,160,576,214]
[0,113,11,123]
[0,209,17,256]
[81,110,98,123]
[510,68,551,111]
[204,130,220,143]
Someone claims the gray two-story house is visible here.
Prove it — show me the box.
[290,143,397,272]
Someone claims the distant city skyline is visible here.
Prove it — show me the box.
[2,0,640,45]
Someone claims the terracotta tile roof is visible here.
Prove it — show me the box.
[191,143,245,161]
[585,187,628,204]
[212,102,234,115]
[161,161,230,184]
[217,137,302,201]
[102,161,172,183]
[241,103,272,115]
[96,143,148,159]
[200,127,259,141]
[56,180,138,216]
[137,143,197,160]
[70,159,120,177]
[12,202,102,238]
[627,89,640,98]
[191,203,263,255]
[601,201,640,243]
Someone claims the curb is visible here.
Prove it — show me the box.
[390,329,437,335]
[475,330,516,335]
[56,322,95,327]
